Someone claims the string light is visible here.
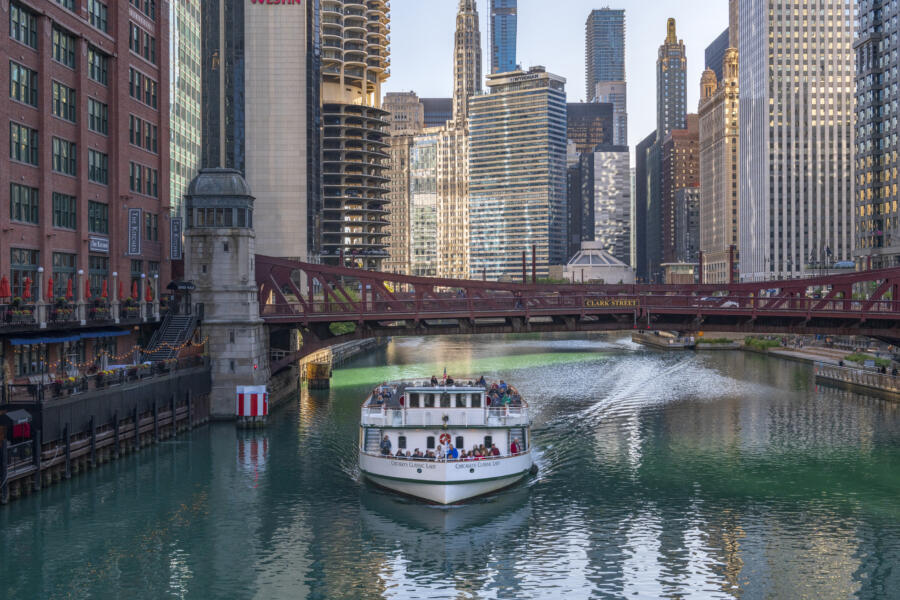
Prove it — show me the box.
[38,337,208,371]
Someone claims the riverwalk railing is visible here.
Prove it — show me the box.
[814,362,900,395]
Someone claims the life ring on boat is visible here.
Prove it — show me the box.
[439,433,451,445]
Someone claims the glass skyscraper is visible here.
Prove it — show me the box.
[169,1,202,219]
[409,133,439,277]
[585,9,625,98]
[490,0,517,74]
[469,67,568,280]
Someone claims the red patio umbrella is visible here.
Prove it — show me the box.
[118,279,124,301]
[46,276,54,300]
[84,278,92,299]
[145,282,153,302]
[0,275,10,299]
[22,276,32,300]
[131,280,138,300]
[101,279,108,298]
[65,278,74,300]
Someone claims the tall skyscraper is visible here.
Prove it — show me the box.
[705,28,729,82]
[661,115,699,264]
[698,49,739,283]
[585,9,625,97]
[410,132,439,277]
[384,92,425,275]
[578,146,632,265]
[469,67,568,280]
[739,0,855,280]
[452,0,482,124]
[490,0,517,74]
[201,1,245,173]
[856,0,900,267]
[320,0,392,269]
[634,132,656,281]
[641,18,688,281]
[245,2,312,261]
[656,18,687,142]
[585,9,627,145]
[421,98,453,128]
[674,187,701,263]
[169,1,202,220]
[2,0,172,299]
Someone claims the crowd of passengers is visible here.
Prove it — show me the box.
[379,436,523,460]
[368,376,522,407]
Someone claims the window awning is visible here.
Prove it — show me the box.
[9,329,131,346]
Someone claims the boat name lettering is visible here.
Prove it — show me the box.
[454,461,501,469]
[585,298,638,308]
[390,461,437,470]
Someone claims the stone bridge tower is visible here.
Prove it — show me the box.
[184,169,270,418]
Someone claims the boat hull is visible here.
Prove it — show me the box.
[359,452,532,504]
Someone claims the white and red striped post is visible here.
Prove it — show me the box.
[236,385,268,428]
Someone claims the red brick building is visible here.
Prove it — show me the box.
[1,1,171,382]
[661,114,699,264]
[2,0,170,299]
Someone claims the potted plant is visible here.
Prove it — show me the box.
[52,298,74,321]
[123,298,139,318]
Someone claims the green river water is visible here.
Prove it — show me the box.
[2,333,899,599]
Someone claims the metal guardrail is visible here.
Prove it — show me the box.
[814,362,900,394]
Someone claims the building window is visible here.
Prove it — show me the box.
[52,81,77,122]
[130,259,143,294]
[130,162,158,197]
[51,252,76,298]
[10,122,38,165]
[129,69,158,109]
[129,22,156,64]
[52,138,77,176]
[87,0,108,32]
[129,0,156,21]
[55,0,75,11]
[10,4,38,49]
[52,192,76,230]
[10,183,38,224]
[88,48,109,85]
[129,115,141,146]
[88,255,108,297]
[88,201,108,234]
[146,123,158,153]
[88,99,108,135]
[10,62,38,106]
[52,28,76,69]
[144,213,158,241]
[10,248,39,298]
[88,150,108,184]
[14,345,48,377]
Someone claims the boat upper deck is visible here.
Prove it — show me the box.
[361,379,529,428]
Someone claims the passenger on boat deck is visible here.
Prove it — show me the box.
[510,438,520,454]
[425,450,435,459]
[435,443,443,459]
[491,444,500,456]
[446,376,455,385]
[380,435,392,455]
[499,380,508,392]
[446,443,459,459]
[412,449,423,458]
[431,375,439,385]
[477,375,487,386]
[395,449,406,457]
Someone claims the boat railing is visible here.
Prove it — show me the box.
[361,449,530,462]
[360,405,529,427]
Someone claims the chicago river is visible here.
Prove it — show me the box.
[2,334,899,599]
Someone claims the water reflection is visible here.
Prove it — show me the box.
[2,334,900,599]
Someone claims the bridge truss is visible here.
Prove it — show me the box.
[255,255,900,372]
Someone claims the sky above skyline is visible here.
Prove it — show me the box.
[383,0,730,152]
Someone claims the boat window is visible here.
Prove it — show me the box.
[426,436,435,449]
[471,394,481,408]
[484,435,492,449]
[398,436,406,449]
[440,392,451,408]
[455,436,464,449]
[409,393,420,408]
[425,394,435,407]
[456,394,466,408]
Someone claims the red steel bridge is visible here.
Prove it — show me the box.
[255,255,900,372]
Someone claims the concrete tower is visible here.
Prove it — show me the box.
[184,169,269,418]
[453,0,482,124]
[320,0,392,269]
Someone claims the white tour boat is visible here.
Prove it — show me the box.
[358,378,534,504]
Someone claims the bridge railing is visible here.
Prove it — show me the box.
[260,291,900,319]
